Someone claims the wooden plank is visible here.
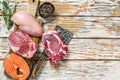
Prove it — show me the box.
[9,0,28,1]
[1,16,120,38]
[1,38,120,60]
[39,39,120,60]
[88,0,120,17]
[40,0,120,16]
[0,0,120,16]
[40,0,120,4]
[36,0,120,16]
[40,0,86,2]
[38,61,120,80]
[42,16,120,38]
[0,60,120,80]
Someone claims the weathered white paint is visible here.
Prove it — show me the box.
[1,38,120,60]
[1,60,120,80]
[0,0,120,80]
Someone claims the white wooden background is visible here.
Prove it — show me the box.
[0,0,120,80]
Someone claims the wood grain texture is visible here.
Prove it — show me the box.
[1,16,120,38]
[27,1,120,16]
[40,0,120,17]
[0,0,120,16]
[31,0,120,16]
[40,38,120,59]
[0,0,120,80]
[40,16,120,38]
[0,60,120,80]
[1,38,120,60]
[37,61,120,80]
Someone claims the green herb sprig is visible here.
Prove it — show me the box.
[0,0,18,30]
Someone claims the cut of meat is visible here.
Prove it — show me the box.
[42,30,68,65]
[8,31,38,58]
[4,53,30,80]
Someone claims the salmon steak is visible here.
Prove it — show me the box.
[7,31,38,58]
[4,53,30,80]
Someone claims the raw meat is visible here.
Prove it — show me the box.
[42,30,68,65]
[8,31,38,58]
[4,53,30,80]
[11,11,43,37]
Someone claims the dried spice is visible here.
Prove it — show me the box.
[38,2,55,18]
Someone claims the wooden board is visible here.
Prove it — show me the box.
[0,0,120,16]
[0,0,120,80]
[1,38,120,60]
[5,21,41,79]
[41,16,120,38]
[0,60,120,80]
[0,0,44,79]
[1,16,120,38]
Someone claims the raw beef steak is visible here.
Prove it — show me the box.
[8,31,38,58]
[42,30,68,65]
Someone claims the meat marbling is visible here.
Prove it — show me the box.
[42,30,68,65]
[8,31,38,58]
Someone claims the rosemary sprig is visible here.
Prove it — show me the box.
[0,0,18,30]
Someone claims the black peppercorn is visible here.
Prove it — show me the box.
[38,2,55,18]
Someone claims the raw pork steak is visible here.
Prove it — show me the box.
[42,30,68,65]
[8,31,38,58]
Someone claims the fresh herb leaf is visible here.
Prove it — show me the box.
[0,0,18,30]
